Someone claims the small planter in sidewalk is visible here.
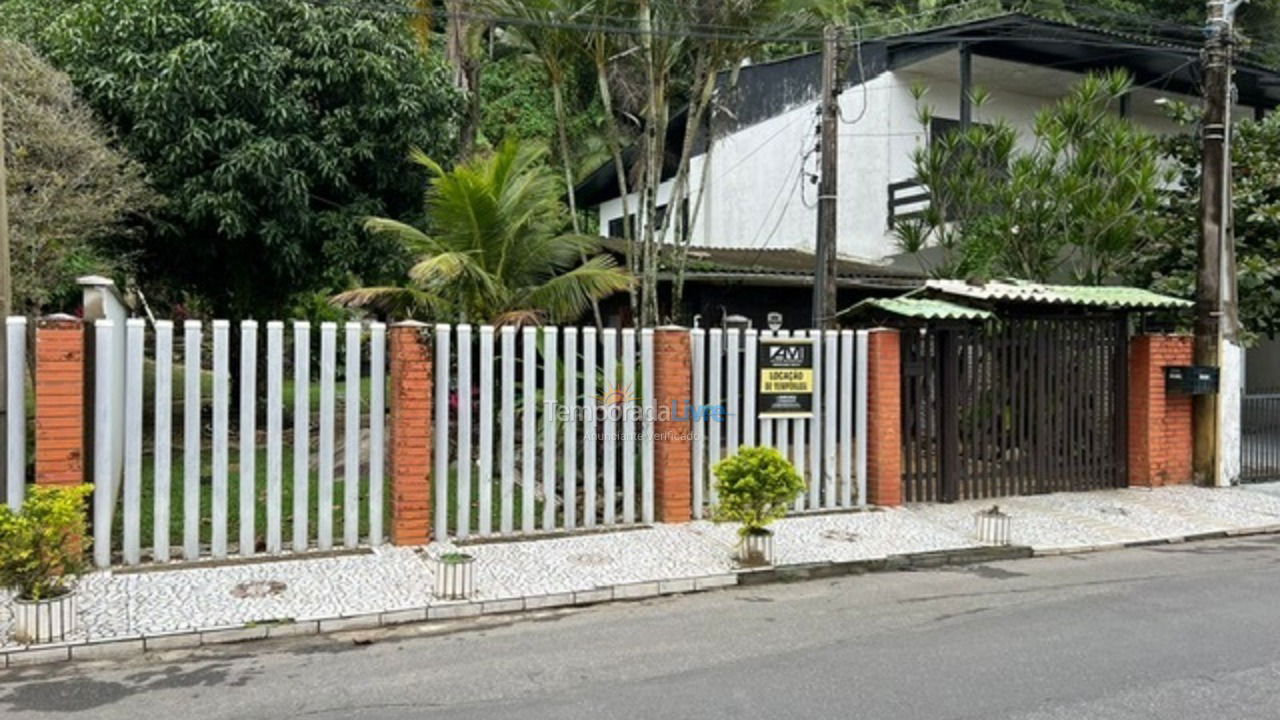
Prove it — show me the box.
[13,593,80,645]
[711,446,806,568]
[975,505,1012,546]
[739,528,775,567]
[1,485,92,645]
[432,552,475,600]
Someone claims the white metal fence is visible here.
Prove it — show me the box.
[4,316,28,512]
[431,324,655,541]
[692,328,868,517]
[91,319,387,567]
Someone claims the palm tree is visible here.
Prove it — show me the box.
[333,140,632,325]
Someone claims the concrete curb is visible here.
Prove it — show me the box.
[4,524,1278,669]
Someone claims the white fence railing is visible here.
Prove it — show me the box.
[92,319,387,567]
[431,324,655,541]
[692,328,868,516]
[4,316,27,511]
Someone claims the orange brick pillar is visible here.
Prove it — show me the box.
[1128,334,1193,487]
[34,315,88,487]
[866,328,903,506]
[653,327,693,522]
[389,321,433,545]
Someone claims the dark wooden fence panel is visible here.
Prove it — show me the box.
[1242,394,1280,482]
[901,316,1128,502]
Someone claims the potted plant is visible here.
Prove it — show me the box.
[712,446,805,566]
[432,551,475,600]
[0,485,92,644]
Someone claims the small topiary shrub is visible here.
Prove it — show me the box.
[0,485,92,601]
[712,446,806,537]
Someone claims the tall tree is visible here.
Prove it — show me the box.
[0,39,155,315]
[333,140,631,325]
[27,0,461,318]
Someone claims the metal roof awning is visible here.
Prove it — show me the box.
[840,297,996,321]
[923,279,1194,310]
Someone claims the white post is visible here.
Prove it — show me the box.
[369,322,386,545]
[541,327,558,531]
[855,330,869,506]
[182,321,202,560]
[266,321,284,554]
[153,320,173,561]
[238,320,258,556]
[601,329,616,525]
[500,326,516,534]
[92,320,115,568]
[343,322,361,548]
[123,319,144,565]
[478,325,494,536]
[621,329,636,524]
[582,327,598,528]
[456,324,473,538]
[521,326,536,532]
[292,322,311,551]
[5,317,25,511]
[211,320,230,558]
[318,322,337,550]
[563,327,578,530]
[434,324,450,541]
[641,328,655,524]
[691,328,705,519]
[80,277,127,501]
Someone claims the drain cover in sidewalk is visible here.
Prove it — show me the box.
[231,580,288,599]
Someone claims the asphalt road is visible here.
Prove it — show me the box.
[6,535,1280,719]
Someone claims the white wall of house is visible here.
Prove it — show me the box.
[596,50,1257,263]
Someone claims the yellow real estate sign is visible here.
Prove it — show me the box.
[758,338,814,419]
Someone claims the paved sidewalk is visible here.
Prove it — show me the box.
[4,484,1280,666]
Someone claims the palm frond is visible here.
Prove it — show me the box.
[525,255,633,324]
[330,287,452,320]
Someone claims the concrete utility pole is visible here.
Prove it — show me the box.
[1193,0,1244,485]
[0,85,11,494]
[811,24,840,329]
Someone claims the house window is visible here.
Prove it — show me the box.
[605,199,689,239]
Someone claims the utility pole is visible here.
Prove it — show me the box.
[1193,0,1243,485]
[811,24,840,329]
[0,84,11,495]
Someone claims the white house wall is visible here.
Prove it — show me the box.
[597,50,1247,262]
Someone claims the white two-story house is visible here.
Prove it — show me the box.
[574,12,1280,328]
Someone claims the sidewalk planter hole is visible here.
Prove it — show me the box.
[433,553,475,600]
[740,528,775,567]
[975,505,1012,546]
[231,580,287,599]
[13,593,79,645]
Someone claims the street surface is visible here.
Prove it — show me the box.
[4,535,1280,719]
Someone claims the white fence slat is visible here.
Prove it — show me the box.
[93,320,115,567]
[456,324,473,539]
[153,321,173,561]
[707,329,723,499]
[760,331,774,448]
[601,329,617,526]
[726,329,740,457]
[292,322,311,551]
[266,322,284,554]
[793,332,808,512]
[541,328,558,531]
[344,322,361,548]
[743,329,758,449]
[433,324,450,541]
[839,330,854,508]
[808,330,822,509]
[211,320,230,559]
[5,317,25,511]
[478,326,494,536]
[239,321,258,557]
[823,330,839,508]
[521,327,537,533]
[123,319,145,565]
[182,321,202,560]
[855,330,870,506]
[621,329,636,524]
[582,327,598,528]
[318,322,337,550]
[641,329,655,524]
[691,329,705,518]
[369,323,386,545]
[499,326,516,534]
[563,328,578,530]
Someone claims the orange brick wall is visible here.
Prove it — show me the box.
[389,323,433,545]
[866,329,903,506]
[653,328,693,522]
[34,317,87,487]
[1128,334,1193,487]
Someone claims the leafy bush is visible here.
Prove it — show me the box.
[0,485,92,601]
[712,446,805,537]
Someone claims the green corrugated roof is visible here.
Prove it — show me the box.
[925,280,1193,309]
[841,297,995,320]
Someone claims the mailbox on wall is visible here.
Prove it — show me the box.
[1164,365,1219,395]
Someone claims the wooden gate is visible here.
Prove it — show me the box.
[901,316,1128,502]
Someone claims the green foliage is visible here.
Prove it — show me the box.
[0,39,157,316]
[23,0,461,318]
[712,446,806,536]
[333,140,632,324]
[896,70,1168,284]
[1129,107,1280,342]
[0,485,92,601]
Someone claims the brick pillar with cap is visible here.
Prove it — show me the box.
[653,327,693,522]
[865,328,903,507]
[34,315,88,487]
